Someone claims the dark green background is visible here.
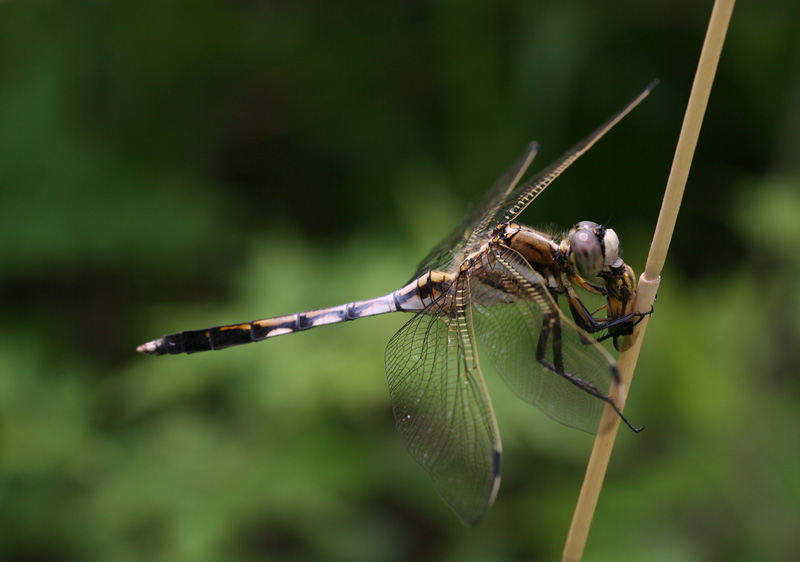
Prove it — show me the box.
[2,1,799,561]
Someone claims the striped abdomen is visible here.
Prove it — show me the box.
[137,270,454,356]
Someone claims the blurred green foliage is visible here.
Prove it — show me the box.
[1,1,799,561]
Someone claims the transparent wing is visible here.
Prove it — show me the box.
[412,82,656,280]
[384,280,501,525]
[492,82,657,228]
[470,247,619,433]
[411,142,538,278]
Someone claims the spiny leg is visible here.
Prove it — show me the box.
[567,290,653,337]
[594,306,653,343]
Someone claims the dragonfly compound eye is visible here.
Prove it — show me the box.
[569,222,604,279]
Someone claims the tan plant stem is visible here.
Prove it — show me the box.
[561,1,736,560]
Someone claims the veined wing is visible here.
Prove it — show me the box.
[414,81,656,281]
[384,275,501,525]
[491,82,657,230]
[470,245,620,433]
[411,142,538,279]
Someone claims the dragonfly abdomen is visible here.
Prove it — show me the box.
[392,269,454,312]
[137,297,392,356]
[136,270,455,356]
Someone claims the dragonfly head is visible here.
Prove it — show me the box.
[568,221,623,280]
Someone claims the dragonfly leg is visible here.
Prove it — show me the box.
[535,310,643,433]
[594,305,653,343]
[568,292,653,340]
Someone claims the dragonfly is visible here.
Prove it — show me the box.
[138,82,655,525]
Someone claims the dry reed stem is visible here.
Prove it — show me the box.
[561,1,736,560]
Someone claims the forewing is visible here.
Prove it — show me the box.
[494,82,657,227]
[412,82,655,280]
[411,142,538,278]
[470,249,619,433]
[384,292,501,525]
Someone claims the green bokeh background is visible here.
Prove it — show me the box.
[2,1,799,561]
